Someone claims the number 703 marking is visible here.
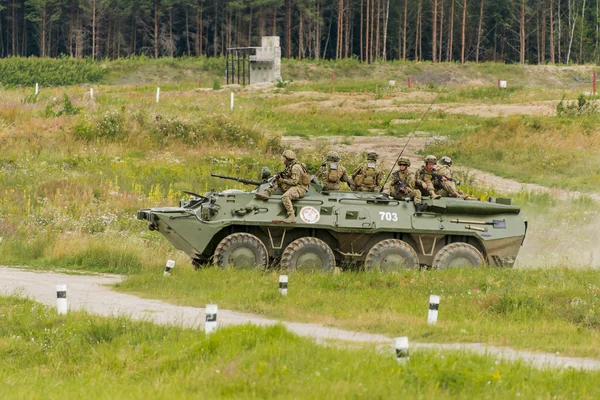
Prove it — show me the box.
[379,212,398,222]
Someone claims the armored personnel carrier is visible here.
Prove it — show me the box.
[137,173,527,271]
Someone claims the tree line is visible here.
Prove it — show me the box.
[0,0,599,64]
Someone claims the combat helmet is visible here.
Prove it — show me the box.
[282,150,297,160]
[424,155,437,164]
[367,151,378,160]
[439,156,452,166]
[397,156,411,166]
[326,151,341,162]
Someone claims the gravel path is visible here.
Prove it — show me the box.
[2,267,600,371]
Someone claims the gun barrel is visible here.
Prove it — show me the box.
[210,174,262,186]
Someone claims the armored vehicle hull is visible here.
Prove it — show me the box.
[137,183,527,271]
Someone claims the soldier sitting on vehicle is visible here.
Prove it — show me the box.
[434,156,477,200]
[316,151,354,191]
[351,151,384,192]
[416,155,442,199]
[380,157,427,212]
[255,150,311,223]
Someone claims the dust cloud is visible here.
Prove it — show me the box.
[516,202,600,268]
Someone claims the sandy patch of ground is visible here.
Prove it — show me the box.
[270,89,559,117]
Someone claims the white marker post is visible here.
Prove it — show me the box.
[394,337,409,364]
[279,275,288,296]
[428,295,440,325]
[56,284,68,315]
[90,88,94,102]
[205,304,218,334]
[230,92,234,111]
[156,87,160,103]
[35,83,39,95]
[164,259,175,276]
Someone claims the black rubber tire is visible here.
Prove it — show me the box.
[432,243,485,269]
[280,237,336,272]
[213,233,268,269]
[364,239,420,272]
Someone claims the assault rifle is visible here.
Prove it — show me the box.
[393,179,409,196]
[431,172,461,188]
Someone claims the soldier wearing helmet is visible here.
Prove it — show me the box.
[351,151,384,192]
[416,154,441,199]
[381,157,427,212]
[255,150,311,223]
[435,156,475,200]
[316,151,353,191]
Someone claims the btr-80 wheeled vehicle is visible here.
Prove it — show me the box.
[137,172,527,271]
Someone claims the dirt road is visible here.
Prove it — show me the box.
[276,92,557,118]
[2,266,600,371]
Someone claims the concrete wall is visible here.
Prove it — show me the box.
[249,36,281,84]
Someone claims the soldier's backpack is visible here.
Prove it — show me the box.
[299,163,311,186]
[362,162,378,187]
[326,163,340,183]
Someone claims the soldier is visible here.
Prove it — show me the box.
[381,157,427,212]
[435,156,476,200]
[255,150,311,223]
[351,151,384,192]
[316,151,353,191]
[416,155,441,199]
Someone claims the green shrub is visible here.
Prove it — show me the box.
[151,114,265,147]
[22,93,38,104]
[556,93,599,117]
[44,94,82,117]
[73,110,126,140]
[0,57,105,87]
[212,79,222,90]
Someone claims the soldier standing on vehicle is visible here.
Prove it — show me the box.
[255,150,311,223]
[435,156,476,200]
[381,157,427,212]
[351,151,384,192]
[416,155,441,199]
[316,151,353,191]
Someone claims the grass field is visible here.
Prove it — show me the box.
[2,58,600,397]
[2,294,600,399]
[115,266,600,359]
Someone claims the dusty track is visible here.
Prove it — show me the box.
[276,92,557,117]
[2,267,600,371]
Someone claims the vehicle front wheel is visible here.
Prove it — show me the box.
[364,239,420,272]
[432,243,484,269]
[213,233,269,269]
[280,237,336,272]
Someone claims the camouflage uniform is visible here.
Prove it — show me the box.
[416,155,441,199]
[435,156,471,199]
[351,152,384,192]
[382,170,422,203]
[382,157,426,211]
[255,150,309,223]
[316,151,353,191]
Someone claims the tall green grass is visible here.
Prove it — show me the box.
[117,266,600,358]
[2,295,599,399]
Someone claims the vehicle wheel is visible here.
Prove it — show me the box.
[364,239,419,272]
[432,243,485,269]
[280,237,336,272]
[213,233,268,269]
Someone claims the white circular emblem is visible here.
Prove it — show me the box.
[299,206,320,224]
